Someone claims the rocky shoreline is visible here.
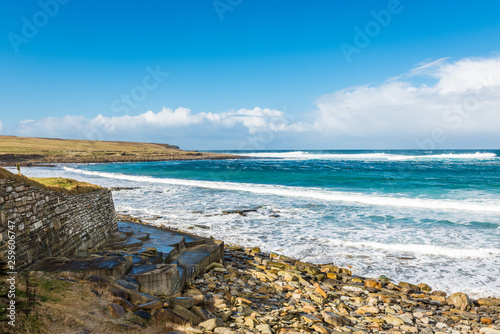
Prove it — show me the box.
[0,152,243,167]
[115,215,500,334]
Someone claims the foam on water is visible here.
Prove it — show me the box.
[15,165,500,298]
[63,167,500,214]
[243,151,498,161]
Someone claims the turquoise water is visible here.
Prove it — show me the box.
[19,150,500,297]
[81,150,500,198]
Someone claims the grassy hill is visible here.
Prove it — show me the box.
[0,135,239,166]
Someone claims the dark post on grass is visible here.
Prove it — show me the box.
[16,163,21,175]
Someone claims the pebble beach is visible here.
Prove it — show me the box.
[122,215,500,334]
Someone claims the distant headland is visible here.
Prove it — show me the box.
[0,135,241,166]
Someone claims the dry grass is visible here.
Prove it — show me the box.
[0,135,239,165]
[0,274,180,334]
[0,135,180,155]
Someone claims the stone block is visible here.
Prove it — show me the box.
[171,305,202,325]
[109,303,126,318]
[134,264,182,296]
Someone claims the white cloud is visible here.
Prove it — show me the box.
[14,107,307,149]
[0,121,3,132]
[10,55,500,149]
[313,56,500,148]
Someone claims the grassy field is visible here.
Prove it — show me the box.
[0,135,239,165]
[0,167,102,194]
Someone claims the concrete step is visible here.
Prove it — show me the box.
[30,221,224,298]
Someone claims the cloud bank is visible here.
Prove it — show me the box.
[313,56,500,148]
[7,56,500,149]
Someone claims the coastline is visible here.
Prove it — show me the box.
[7,161,500,299]
[0,152,242,167]
[118,214,500,333]
[0,135,243,167]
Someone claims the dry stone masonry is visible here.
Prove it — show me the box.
[0,169,118,272]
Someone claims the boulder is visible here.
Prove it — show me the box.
[446,292,473,311]
[134,309,152,320]
[171,305,202,325]
[199,318,224,331]
[108,303,126,318]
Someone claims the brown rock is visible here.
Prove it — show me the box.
[365,280,382,289]
[326,272,339,279]
[301,313,322,324]
[355,306,379,315]
[478,298,500,307]
[191,306,215,321]
[446,292,473,311]
[214,328,237,334]
[432,290,447,297]
[315,286,327,298]
[172,305,202,325]
[431,295,446,302]
[304,266,321,275]
[199,318,224,331]
[383,315,405,326]
[109,288,128,300]
[481,317,494,324]
[108,303,126,318]
[249,247,261,255]
[312,324,329,334]
[113,296,136,311]
[129,291,157,305]
[217,310,232,322]
[169,296,196,309]
[244,316,256,329]
[321,310,342,326]
[256,323,273,334]
[154,309,186,324]
[237,297,252,305]
[398,282,418,291]
[417,283,432,292]
[321,264,338,273]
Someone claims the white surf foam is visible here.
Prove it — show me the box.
[320,239,500,258]
[16,166,500,297]
[63,167,500,214]
[243,151,498,161]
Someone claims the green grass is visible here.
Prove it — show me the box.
[0,167,103,194]
[30,177,102,192]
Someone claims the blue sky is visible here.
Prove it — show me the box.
[1,0,500,149]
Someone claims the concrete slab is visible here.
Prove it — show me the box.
[30,254,133,279]
[133,264,183,296]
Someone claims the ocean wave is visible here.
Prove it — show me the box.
[63,167,500,214]
[242,151,498,161]
[320,239,500,258]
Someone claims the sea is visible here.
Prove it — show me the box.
[14,150,500,298]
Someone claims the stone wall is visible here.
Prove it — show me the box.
[0,171,118,272]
